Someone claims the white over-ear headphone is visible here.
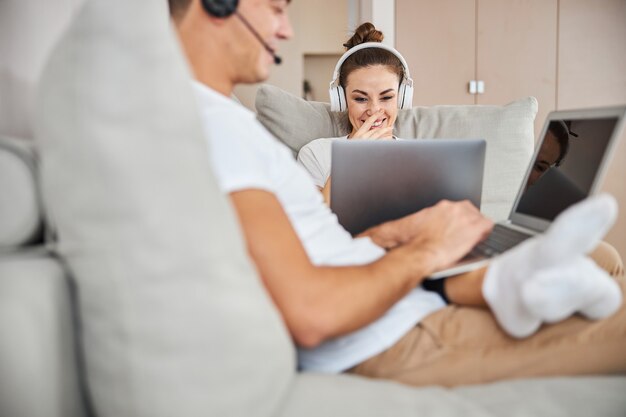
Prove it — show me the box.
[328,42,414,112]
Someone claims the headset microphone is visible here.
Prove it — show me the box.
[235,12,282,65]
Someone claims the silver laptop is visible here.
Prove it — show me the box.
[330,139,486,235]
[431,105,626,279]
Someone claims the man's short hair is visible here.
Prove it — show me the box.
[168,0,192,20]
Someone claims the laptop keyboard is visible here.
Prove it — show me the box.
[469,224,533,258]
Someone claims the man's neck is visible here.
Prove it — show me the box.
[175,16,235,97]
[193,67,234,97]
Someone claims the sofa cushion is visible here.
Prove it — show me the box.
[256,84,537,221]
[34,1,294,417]
[281,373,626,417]
[0,250,84,417]
[0,136,42,249]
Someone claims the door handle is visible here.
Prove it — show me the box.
[469,80,477,94]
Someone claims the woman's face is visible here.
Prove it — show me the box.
[344,65,400,137]
[527,130,561,187]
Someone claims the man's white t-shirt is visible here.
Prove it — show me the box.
[193,81,445,373]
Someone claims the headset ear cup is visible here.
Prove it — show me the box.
[202,0,238,18]
[398,83,406,109]
[329,86,339,112]
[338,87,346,112]
[329,86,346,112]
[399,82,414,110]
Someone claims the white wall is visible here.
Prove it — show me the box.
[359,0,395,46]
[234,0,348,110]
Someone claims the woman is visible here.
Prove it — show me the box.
[297,22,411,203]
[526,120,573,188]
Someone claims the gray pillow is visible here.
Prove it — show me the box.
[35,1,294,416]
[256,84,537,221]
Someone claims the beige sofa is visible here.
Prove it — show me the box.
[1,1,625,417]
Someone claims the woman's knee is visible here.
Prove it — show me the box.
[589,241,624,277]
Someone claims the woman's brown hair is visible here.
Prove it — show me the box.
[339,22,405,89]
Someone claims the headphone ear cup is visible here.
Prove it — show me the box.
[338,87,346,112]
[201,0,238,18]
[398,82,414,110]
[329,86,347,112]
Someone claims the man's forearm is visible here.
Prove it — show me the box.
[231,191,492,347]
[292,242,443,347]
[230,189,439,347]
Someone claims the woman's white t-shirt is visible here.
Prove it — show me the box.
[297,136,348,188]
[298,136,401,189]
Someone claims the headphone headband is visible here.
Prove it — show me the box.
[330,42,412,88]
[329,42,414,112]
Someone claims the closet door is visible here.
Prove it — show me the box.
[558,0,626,109]
[476,0,558,139]
[558,0,626,258]
[396,0,476,105]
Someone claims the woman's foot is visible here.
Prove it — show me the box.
[483,194,622,338]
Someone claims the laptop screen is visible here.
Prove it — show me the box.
[514,117,619,221]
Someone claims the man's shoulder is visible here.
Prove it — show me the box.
[191,81,294,160]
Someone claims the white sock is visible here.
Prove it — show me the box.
[483,194,620,338]
[522,257,622,323]
[483,241,542,338]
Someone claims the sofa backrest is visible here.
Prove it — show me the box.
[33,1,295,417]
[255,85,537,221]
[0,249,86,417]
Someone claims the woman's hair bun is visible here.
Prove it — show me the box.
[343,22,384,49]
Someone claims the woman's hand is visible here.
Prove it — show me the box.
[350,110,394,140]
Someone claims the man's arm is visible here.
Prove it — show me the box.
[230,190,492,348]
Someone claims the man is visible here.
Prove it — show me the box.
[169,0,625,386]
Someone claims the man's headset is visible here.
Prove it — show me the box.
[201,0,282,65]
[329,42,414,112]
